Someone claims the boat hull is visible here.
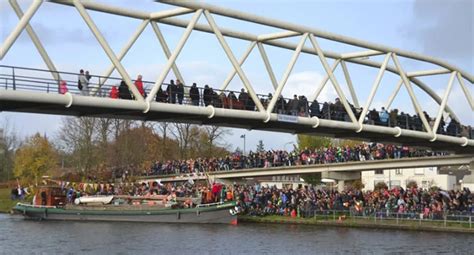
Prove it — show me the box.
[13,203,237,224]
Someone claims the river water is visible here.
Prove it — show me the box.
[0,214,472,255]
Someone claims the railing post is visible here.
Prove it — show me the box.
[333,210,335,221]
[396,213,399,225]
[328,104,331,120]
[470,216,472,229]
[12,67,16,90]
[47,83,50,93]
[444,214,447,228]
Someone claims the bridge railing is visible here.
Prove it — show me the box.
[0,65,469,138]
[136,153,454,179]
[250,207,473,229]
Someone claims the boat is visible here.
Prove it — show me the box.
[12,186,238,224]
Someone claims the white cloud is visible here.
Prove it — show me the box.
[285,71,353,104]
[400,0,473,71]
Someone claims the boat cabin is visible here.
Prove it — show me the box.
[34,186,67,206]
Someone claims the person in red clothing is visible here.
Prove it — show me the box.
[59,80,68,94]
[134,75,145,97]
[109,86,119,99]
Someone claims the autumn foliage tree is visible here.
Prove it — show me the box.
[14,133,58,185]
[54,117,231,181]
[297,135,332,185]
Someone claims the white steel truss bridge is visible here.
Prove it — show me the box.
[0,0,473,154]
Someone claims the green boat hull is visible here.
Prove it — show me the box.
[13,202,238,224]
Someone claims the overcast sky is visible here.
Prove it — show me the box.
[1,0,473,151]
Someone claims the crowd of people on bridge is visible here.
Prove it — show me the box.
[141,143,447,177]
[71,70,472,138]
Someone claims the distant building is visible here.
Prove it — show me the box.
[461,171,474,190]
[361,167,457,191]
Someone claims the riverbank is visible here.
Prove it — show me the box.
[239,215,474,234]
[0,188,16,213]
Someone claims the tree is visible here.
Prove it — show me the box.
[302,172,321,185]
[170,123,195,159]
[298,135,331,186]
[406,180,418,189]
[57,117,98,177]
[203,126,231,157]
[256,140,265,153]
[332,138,362,148]
[350,180,365,190]
[113,125,158,174]
[297,135,332,149]
[0,118,20,182]
[14,133,57,185]
[374,182,388,190]
[156,122,170,160]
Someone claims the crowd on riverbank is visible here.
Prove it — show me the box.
[142,143,447,176]
[233,184,474,219]
[53,178,473,218]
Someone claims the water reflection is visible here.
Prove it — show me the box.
[1,214,472,254]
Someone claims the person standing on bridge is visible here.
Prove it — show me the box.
[85,71,92,94]
[238,88,249,109]
[109,86,119,99]
[59,80,68,94]
[118,81,132,100]
[134,75,145,97]
[176,79,184,105]
[167,79,177,104]
[379,107,389,126]
[78,69,89,96]
[189,83,200,106]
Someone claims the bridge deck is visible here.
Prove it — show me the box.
[1,90,472,154]
[137,154,474,182]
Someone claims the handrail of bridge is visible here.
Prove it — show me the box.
[0,64,470,139]
[0,64,354,116]
[137,154,474,181]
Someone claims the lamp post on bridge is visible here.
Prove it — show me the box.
[0,129,6,181]
[240,134,246,156]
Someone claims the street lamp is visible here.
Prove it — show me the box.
[240,134,246,155]
[0,129,6,181]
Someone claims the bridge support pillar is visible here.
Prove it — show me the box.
[322,171,360,181]
[322,171,360,192]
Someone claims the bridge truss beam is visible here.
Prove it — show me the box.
[0,0,472,149]
[43,0,471,122]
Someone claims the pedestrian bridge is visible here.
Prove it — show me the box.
[137,154,474,182]
[1,1,473,153]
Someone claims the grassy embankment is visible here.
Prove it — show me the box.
[239,214,474,234]
[0,188,17,213]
